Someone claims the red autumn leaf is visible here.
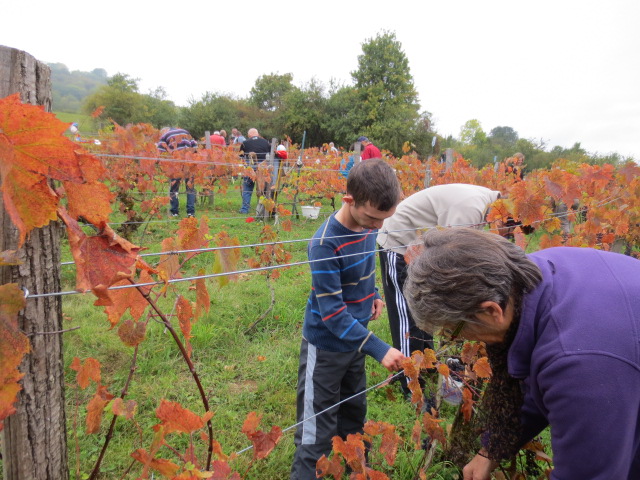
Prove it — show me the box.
[158,237,182,281]
[105,269,153,328]
[212,232,241,287]
[316,454,345,479]
[411,419,422,450]
[111,397,137,420]
[473,356,492,378]
[403,242,424,265]
[176,295,194,357]
[281,219,292,231]
[333,434,367,473]
[177,216,209,260]
[422,412,447,445]
[461,387,474,422]
[155,399,212,435]
[86,385,114,434]
[0,94,111,245]
[0,283,30,431]
[63,180,114,226]
[70,356,101,390]
[117,319,147,347]
[131,448,180,478]
[58,207,140,293]
[437,363,450,377]
[363,420,400,466]
[461,342,481,365]
[241,411,282,460]
[245,217,255,223]
[209,460,242,480]
[195,270,210,320]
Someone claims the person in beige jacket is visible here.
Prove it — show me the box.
[376,184,501,400]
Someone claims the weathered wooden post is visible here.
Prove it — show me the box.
[0,45,69,480]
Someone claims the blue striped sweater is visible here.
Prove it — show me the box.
[302,214,391,362]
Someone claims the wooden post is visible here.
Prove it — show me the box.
[445,148,454,172]
[0,45,68,480]
[354,142,362,162]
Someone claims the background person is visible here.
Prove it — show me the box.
[376,184,501,399]
[290,159,406,480]
[238,128,271,214]
[209,130,226,146]
[404,228,640,480]
[357,135,381,160]
[157,127,198,218]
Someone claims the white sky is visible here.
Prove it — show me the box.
[3,0,639,158]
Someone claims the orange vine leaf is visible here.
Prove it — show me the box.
[316,454,345,479]
[70,356,101,389]
[176,296,194,358]
[422,412,447,445]
[461,342,481,365]
[212,232,241,287]
[461,387,474,422]
[177,216,210,261]
[195,270,210,320]
[208,460,242,480]
[0,283,29,431]
[58,207,141,294]
[117,319,147,347]
[241,411,282,460]
[86,385,114,434]
[332,434,367,473]
[131,448,180,478]
[154,399,213,435]
[473,356,492,378]
[111,397,137,420]
[363,420,400,465]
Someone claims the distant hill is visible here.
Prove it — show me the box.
[48,63,107,113]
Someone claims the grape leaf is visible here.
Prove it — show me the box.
[154,399,213,435]
[86,385,114,434]
[70,356,101,390]
[0,283,29,431]
[131,448,180,477]
[241,411,282,460]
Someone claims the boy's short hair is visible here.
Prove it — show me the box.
[346,158,401,211]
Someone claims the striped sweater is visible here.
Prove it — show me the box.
[302,214,391,362]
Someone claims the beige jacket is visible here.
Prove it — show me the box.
[376,183,501,255]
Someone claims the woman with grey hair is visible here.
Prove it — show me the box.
[404,228,640,480]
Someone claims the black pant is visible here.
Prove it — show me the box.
[290,339,367,480]
[379,250,433,394]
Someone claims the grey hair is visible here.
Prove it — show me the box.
[404,228,542,332]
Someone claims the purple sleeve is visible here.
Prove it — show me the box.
[532,354,639,479]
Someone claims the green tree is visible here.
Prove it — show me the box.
[279,78,328,146]
[83,73,146,126]
[351,31,421,156]
[249,73,297,112]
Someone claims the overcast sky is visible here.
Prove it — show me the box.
[4,0,639,158]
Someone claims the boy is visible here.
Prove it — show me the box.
[290,159,406,479]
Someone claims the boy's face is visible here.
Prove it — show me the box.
[349,200,396,230]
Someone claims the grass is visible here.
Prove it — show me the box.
[51,185,552,479]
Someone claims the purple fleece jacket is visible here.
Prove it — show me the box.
[508,247,640,479]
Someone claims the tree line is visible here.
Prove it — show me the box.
[52,31,631,167]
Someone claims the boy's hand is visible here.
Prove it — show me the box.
[371,298,384,320]
[381,348,405,371]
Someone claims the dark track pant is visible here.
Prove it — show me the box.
[290,339,367,480]
[379,250,433,393]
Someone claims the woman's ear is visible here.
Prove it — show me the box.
[477,301,507,327]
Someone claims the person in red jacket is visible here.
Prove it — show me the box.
[358,136,381,160]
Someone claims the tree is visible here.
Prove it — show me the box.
[351,31,421,156]
[489,126,519,148]
[324,85,365,149]
[249,73,297,112]
[83,73,146,126]
[142,87,178,129]
[279,78,328,146]
[459,119,487,146]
